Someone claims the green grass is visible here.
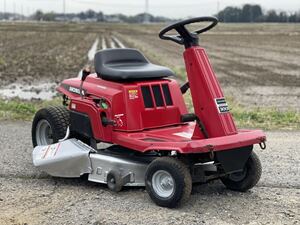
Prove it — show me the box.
[0,98,61,121]
[183,93,300,130]
[0,96,299,130]
[228,98,300,130]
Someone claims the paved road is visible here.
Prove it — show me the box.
[0,121,299,225]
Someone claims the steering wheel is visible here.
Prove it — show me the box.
[159,17,218,47]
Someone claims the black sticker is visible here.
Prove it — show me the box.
[215,98,229,113]
[61,83,86,96]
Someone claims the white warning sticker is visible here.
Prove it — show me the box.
[173,132,193,139]
[40,143,61,159]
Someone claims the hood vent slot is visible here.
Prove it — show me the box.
[141,84,173,108]
[162,84,173,106]
[152,85,164,107]
[141,86,154,108]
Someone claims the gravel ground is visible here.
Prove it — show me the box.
[0,121,299,225]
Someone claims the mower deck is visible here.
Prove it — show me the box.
[113,122,266,153]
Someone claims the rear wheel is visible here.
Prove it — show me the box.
[145,157,192,208]
[32,106,70,147]
[220,151,262,192]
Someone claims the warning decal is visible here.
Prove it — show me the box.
[41,143,61,159]
[128,89,139,100]
[215,98,229,113]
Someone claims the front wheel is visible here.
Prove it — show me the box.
[145,157,192,208]
[220,151,262,192]
[32,106,70,147]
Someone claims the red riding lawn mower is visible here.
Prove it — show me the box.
[32,17,266,208]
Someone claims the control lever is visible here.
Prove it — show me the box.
[181,113,209,138]
[180,82,190,94]
[79,66,91,99]
[101,116,115,127]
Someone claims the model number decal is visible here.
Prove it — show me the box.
[215,98,229,113]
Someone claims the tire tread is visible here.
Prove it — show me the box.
[221,151,262,192]
[32,106,70,146]
[145,157,192,208]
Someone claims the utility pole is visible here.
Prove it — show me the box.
[21,4,23,20]
[3,0,6,20]
[13,2,16,20]
[217,1,220,15]
[3,0,6,14]
[144,0,149,24]
[63,0,66,20]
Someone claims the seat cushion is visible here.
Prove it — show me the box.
[94,48,175,81]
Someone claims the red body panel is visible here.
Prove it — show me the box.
[57,75,188,142]
[184,46,237,138]
[57,46,266,154]
[112,125,265,153]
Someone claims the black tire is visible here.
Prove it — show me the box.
[32,106,70,147]
[107,170,123,192]
[220,151,262,192]
[145,157,192,208]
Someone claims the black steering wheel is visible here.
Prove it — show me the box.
[159,17,218,48]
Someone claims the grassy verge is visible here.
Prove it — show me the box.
[228,98,300,130]
[184,94,300,130]
[0,97,299,130]
[0,98,61,121]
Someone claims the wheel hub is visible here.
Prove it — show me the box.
[36,119,53,146]
[152,170,175,198]
[229,168,247,182]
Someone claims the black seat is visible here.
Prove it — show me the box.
[94,48,175,81]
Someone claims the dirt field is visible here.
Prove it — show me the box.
[118,23,300,110]
[0,121,299,225]
[0,22,299,225]
[0,22,299,109]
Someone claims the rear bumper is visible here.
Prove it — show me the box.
[113,129,266,154]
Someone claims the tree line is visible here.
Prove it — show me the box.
[217,4,300,23]
[1,4,299,23]
[0,10,172,23]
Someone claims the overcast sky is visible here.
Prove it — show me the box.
[1,0,300,18]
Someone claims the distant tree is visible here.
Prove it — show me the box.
[43,12,55,21]
[289,12,300,22]
[265,10,279,22]
[217,7,241,22]
[252,5,263,22]
[278,11,288,22]
[216,4,298,23]
[86,10,96,19]
[34,10,44,21]
[240,4,262,22]
[241,4,252,22]
[96,11,104,22]
[78,12,86,20]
